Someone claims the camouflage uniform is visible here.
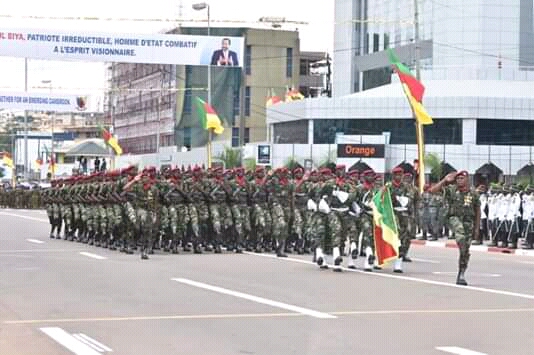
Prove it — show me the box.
[390,173,419,260]
[444,184,480,278]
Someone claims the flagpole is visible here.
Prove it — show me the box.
[207,128,213,168]
[414,0,425,193]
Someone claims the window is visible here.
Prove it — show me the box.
[183,127,192,148]
[245,45,252,75]
[233,91,240,119]
[477,119,534,145]
[245,86,251,117]
[373,33,380,52]
[300,59,309,75]
[244,127,250,144]
[313,118,462,144]
[384,34,390,49]
[232,127,240,147]
[286,48,293,78]
[364,33,369,54]
[232,127,250,147]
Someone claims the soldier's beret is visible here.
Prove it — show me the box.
[255,166,264,172]
[456,170,468,177]
[335,164,346,170]
[319,168,332,174]
[404,172,413,176]
[362,169,375,177]
[293,167,304,174]
[348,170,359,176]
[392,166,403,174]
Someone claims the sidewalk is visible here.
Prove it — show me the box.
[411,238,534,257]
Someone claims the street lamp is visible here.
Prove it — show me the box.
[192,2,213,168]
[41,80,54,178]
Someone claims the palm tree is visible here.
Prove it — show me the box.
[425,152,442,183]
[215,146,241,169]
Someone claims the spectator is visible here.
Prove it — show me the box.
[94,157,100,172]
[100,159,107,172]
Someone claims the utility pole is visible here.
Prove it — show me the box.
[23,58,28,180]
[414,0,425,193]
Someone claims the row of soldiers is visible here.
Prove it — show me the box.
[40,164,419,271]
[0,186,42,209]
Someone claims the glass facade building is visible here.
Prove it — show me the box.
[265,0,534,175]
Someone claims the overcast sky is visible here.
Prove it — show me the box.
[0,0,334,111]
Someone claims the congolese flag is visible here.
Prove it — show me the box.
[371,187,401,266]
[100,126,123,155]
[388,48,433,125]
[195,97,224,135]
[2,152,13,168]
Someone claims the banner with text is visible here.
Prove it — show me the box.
[0,92,90,112]
[0,29,244,67]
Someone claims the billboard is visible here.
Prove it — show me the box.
[0,29,244,67]
[0,92,89,112]
[337,144,385,158]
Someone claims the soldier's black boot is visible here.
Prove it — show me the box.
[276,241,288,258]
[456,269,468,286]
[194,243,203,254]
[141,247,149,260]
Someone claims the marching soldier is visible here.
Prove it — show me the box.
[430,171,480,285]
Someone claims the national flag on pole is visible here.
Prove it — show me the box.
[100,126,123,155]
[388,48,433,125]
[284,87,304,102]
[195,97,224,135]
[2,152,13,168]
[371,187,401,266]
[266,89,282,107]
[388,48,425,103]
[401,84,433,125]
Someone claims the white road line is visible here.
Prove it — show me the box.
[436,346,488,355]
[432,272,501,278]
[172,277,336,319]
[518,260,534,265]
[72,334,105,352]
[244,252,534,300]
[26,238,45,244]
[79,252,107,260]
[0,249,70,253]
[76,333,113,352]
[410,257,440,264]
[0,212,48,223]
[40,327,102,355]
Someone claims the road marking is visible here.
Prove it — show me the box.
[73,333,112,352]
[331,307,534,316]
[26,238,45,244]
[436,346,488,355]
[40,327,104,355]
[518,260,534,265]
[79,252,107,260]
[6,308,534,325]
[410,257,440,264]
[432,271,501,278]
[172,277,336,319]
[0,249,72,254]
[0,212,48,223]
[244,252,534,300]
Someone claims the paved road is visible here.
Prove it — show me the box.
[1,209,533,355]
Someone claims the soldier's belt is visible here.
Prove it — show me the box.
[331,207,349,213]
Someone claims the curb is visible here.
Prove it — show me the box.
[411,239,534,257]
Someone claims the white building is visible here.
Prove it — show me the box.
[264,0,534,183]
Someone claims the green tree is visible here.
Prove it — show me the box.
[215,146,241,169]
[425,152,442,183]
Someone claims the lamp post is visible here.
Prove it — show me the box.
[192,2,213,168]
[41,80,54,178]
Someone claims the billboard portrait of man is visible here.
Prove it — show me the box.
[211,37,239,66]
